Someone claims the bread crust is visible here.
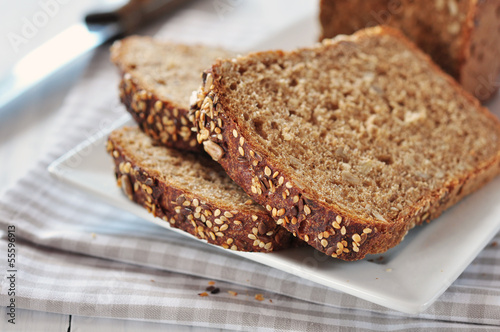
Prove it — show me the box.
[118,74,202,152]
[191,26,500,260]
[107,130,295,252]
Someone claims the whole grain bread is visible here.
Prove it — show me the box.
[190,26,500,260]
[319,0,500,100]
[110,36,233,151]
[107,126,294,252]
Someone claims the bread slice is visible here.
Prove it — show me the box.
[319,0,500,100]
[107,126,294,252]
[110,36,233,151]
[190,26,500,260]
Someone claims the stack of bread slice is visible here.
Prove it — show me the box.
[109,26,500,260]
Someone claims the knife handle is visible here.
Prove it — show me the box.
[85,0,188,35]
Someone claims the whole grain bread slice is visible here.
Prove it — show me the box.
[107,126,294,252]
[190,26,500,260]
[110,36,233,151]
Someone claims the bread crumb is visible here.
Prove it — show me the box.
[385,268,392,272]
[491,241,498,247]
[255,294,264,301]
[228,291,238,296]
[208,281,216,285]
[91,233,96,239]
[198,292,209,297]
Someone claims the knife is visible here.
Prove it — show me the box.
[0,0,187,111]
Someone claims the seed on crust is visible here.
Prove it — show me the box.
[238,146,245,156]
[352,233,361,243]
[203,140,224,161]
[285,182,293,189]
[341,226,346,235]
[264,166,272,177]
[303,205,311,215]
[363,228,372,234]
[304,234,310,242]
[321,239,328,247]
[232,129,238,137]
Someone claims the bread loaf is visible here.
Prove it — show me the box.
[107,126,294,252]
[190,26,500,260]
[319,0,500,100]
[110,36,233,151]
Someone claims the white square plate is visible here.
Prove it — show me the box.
[48,7,500,314]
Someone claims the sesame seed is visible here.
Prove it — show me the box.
[341,226,346,235]
[192,199,199,207]
[206,220,213,228]
[232,129,238,138]
[154,100,163,111]
[352,234,361,243]
[182,200,191,206]
[248,234,256,240]
[223,211,233,218]
[230,245,237,250]
[363,228,372,234]
[251,215,258,221]
[252,160,259,166]
[323,231,330,238]
[252,227,258,235]
[278,176,284,186]
[304,235,310,242]
[264,166,272,177]
[293,195,299,203]
[215,232,224,237]
[266,205,272,212]
[227,238,233,244]
[304,205,311,215]
[234,220,242,225]
[336,215,342,223]
[113,150,120,158]
[353,244,359,252]
[220,224,228,231]
[214,219,223,225]
[332,222,340,229]
[277,208,285,216]
[276,219,284,225]
[239,137,245,146]
[266,231,274,236]
[214,209,221,217]
[282,192,287,199]
[174,206,181,214]
[251,186,257,194]
[238,146,245,156]
[210,232,216,240]
[272,208,277,217]
[291,217,298,225]
[272,171,279,178]
[321,239,328,247]
[285,182,293,189]
[264,242,272,250]
[318,233,323,240]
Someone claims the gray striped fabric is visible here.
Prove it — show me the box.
[1,3,500,330]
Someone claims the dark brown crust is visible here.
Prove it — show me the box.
[106,134,295,252]
[118,74,202,152]
[190,26,500,261]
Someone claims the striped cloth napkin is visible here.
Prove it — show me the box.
[1,1,500,330]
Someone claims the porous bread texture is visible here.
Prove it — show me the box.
[110,36,233,150]
[191,26,500,260]
[107,126,294,252]
[319,0,500,100]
